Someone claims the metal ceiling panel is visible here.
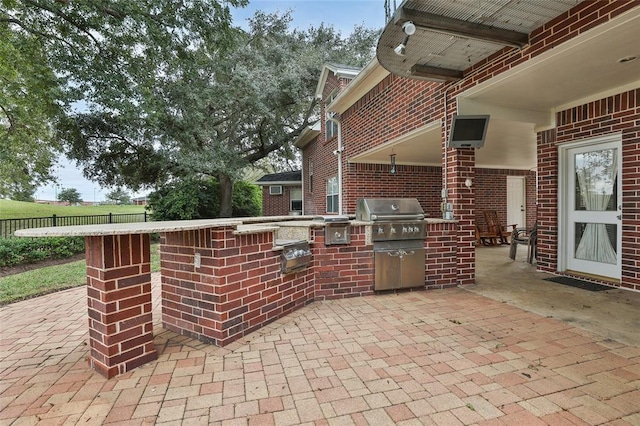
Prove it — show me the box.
[378,0,584,81]
[414,32,503,70]
[402,0,581,32]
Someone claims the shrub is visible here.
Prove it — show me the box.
[148,177,262,221]
[0,237,85,267]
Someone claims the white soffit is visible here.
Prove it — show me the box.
[458,6,640,127]
[348,121,442,166]
[293,121,321,149]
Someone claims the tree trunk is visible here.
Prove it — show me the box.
[218,172,234,218]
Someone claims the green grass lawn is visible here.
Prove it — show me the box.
[0,199,147,219]
[0,244,161,305]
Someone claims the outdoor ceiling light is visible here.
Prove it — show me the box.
[390,153,397,175]
[402,21,416,36]
[394,35,410,56]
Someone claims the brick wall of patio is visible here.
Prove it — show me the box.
[537,88,640,291]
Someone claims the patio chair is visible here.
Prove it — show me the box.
[483,210,516,245]
[475,224,500,246]
[509,223,538,263]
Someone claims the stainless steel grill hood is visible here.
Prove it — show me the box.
[356,198,425,222]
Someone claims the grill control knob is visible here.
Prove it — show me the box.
[402,226,408,233]
[390,226,397,234]
[377,226,384,234]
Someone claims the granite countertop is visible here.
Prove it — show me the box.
[15,215,458,238]
[14,218,245,237]
[15,216,336,238]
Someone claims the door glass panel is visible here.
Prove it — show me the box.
[574,149,617,211]
[574,222,617,264]
[564,137,621,279]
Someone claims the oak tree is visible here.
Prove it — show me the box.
[2,1,378,216]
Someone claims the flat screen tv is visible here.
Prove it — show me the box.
[447,114,490,148]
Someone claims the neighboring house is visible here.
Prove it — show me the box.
[132,196,148,206]
[295,1,639,292]
[255,171,303,216]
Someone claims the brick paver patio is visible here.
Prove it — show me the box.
[1,274,639,425]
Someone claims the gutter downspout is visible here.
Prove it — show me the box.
[327,116,343,215]
[300,158,305,215]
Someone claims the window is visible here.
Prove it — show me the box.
[326,176,338,213]
[290,188,302,212]
[308,159,313,193]
[269,185,283,195]
[325,90,339,141]
[325,119,338,140]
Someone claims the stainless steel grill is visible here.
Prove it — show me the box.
[357,198,426,242]
[356,198,426,291]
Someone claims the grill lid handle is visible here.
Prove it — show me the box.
[370,214,425,221]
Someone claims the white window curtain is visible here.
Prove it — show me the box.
[574,149,617,264]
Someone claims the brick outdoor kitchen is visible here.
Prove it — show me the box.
[16,1,640,378]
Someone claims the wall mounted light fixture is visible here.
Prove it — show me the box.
[394,21,416,56]
[402,21,416,36]
[394,35,409,56]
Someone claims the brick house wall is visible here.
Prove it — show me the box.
[300,1,637,288]
[341,74,442,156]
[301,137,322,215]
[537,90,639,291]
[475,169,537,230]
[343,163,442,217]
[302,134,339,215]
[329,71,538,221]
[301,71,350,215]
[327,71,535,283]
[457,1,638,290]
[261,185,300,216]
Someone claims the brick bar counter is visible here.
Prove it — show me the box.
[16,217,457,378]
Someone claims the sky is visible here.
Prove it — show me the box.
[36,0,385,202]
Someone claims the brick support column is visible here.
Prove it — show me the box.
[536,129,558,274]
[425,222,458,289]
[85,234,157,378]
[448,148,476,285]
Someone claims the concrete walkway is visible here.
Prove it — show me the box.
[1,265,639,424]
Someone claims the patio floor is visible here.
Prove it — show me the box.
[1,252,640,425]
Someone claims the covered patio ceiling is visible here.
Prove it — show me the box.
[356,0,640,171]
[347,118,537,170]
[378,0,583,83]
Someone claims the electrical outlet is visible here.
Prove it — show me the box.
[194,253,201,268]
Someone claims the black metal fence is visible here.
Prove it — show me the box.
[0,212,148,238]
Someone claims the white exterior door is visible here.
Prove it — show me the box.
[507,176,526,229]
[561,135,622,279]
